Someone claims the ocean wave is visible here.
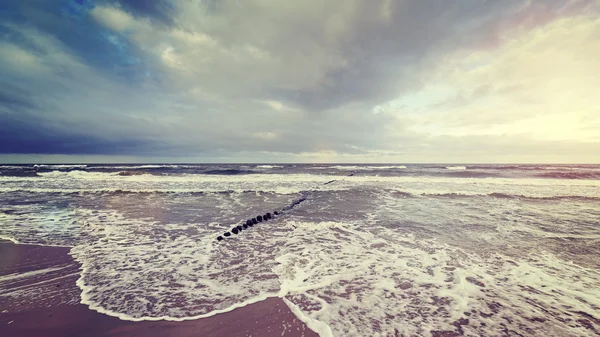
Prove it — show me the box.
[540,166,600,171]
[0,170,40,177]
[535,171,600,180]
[0,187,329,195]
[446,166,466,170]
[118,171,154,176]
[467,165,520,170]
[330,166,367,171]
[0,235,19,244]
[255,165,283,169]
[38,170,119,179]
[441,171,501,178]
[34,164,88,169]
[384,189,600,201]
[373,165,407,169]
[2,173,599,202]
[61,212,600,335]
[322,165,408,171]
[6,171,334,183]
[1,185,598,202]
[466,165,600,171]
[39,170,177,178]
[87,164,198,170]
[422,192,600,201]
[466,165,545,170]
[202,169,258,175]
[6,171,600,186]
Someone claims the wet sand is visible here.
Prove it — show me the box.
[0,241,318,337]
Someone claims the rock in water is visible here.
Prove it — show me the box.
[257,215,263,222]
[237,225,243,231]
[274,211,279,215]
[232,228,239,234]
[246,220,253,227]
[243,224,248,229]
[224,232,231,237]
[263,214,269,221]
[217,236,223,241]
[266,212,272,219]
[252,218,258,225]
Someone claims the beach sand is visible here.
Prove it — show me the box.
[0,241,318,337]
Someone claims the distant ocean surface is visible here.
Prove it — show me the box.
[1,164,599,336]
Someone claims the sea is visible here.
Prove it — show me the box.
[1,163,599,336]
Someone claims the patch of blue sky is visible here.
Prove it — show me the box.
[372,85,457,115]
[60,0,95,21]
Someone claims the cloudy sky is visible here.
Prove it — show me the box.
[1,0,599,163]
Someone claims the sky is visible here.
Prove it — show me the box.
[0,0,599,164]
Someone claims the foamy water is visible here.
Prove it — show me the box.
[0,164,599,336]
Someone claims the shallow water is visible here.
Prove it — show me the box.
[1,164,599,336]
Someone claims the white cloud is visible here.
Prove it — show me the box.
[170,29,216,48]
[160,46,183,69]
[254,132,278,140]
[0,23,90,78]
[0,42,45,75]
[385,14,600,143]
[90,5,136,33]
[261,100,298,112]
[89,1,363,97]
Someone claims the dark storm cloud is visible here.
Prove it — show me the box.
[0,112,150,155]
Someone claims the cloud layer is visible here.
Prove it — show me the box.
[1,0,599,163]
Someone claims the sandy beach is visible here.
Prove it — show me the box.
[0,241,318,337]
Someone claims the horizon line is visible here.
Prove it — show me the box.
[2,162,599,165]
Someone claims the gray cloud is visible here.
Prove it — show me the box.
[161,0,595,112]
[0,0,598,162]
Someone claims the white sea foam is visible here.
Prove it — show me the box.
[323,165,407,171]
[0,165,28,169]
[272,220,600,336]
[0,235,19,244]
[378,165,407,169]
[0,205,87,247]
[87,165,196,170]
[17,203,584,336]
[446,166,467,170]
[283,297,334,337]
[37,170,119,179]
[34,164,88,169]
[2,172,598,199]
[66,209,283,321]
[256,165,283,169]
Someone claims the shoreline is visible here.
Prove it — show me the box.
[0,240,318,337]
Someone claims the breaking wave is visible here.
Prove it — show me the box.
[33,164,88,169]
[255,165,283,169]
